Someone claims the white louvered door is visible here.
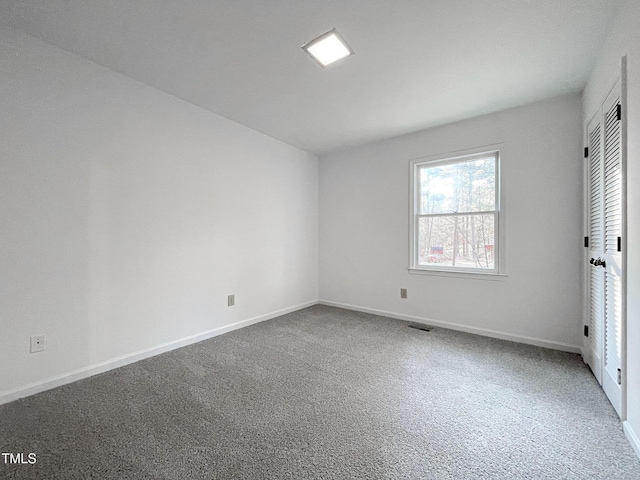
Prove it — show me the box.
[586,113,604,385]
[586,78,624,418]
[601,84,623,416]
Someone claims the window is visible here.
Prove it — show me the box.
[409,149,502,275]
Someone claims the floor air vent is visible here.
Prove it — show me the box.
[408,324,431,332]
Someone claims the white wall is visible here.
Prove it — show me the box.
[0,26,318,402]
[319,94,583,351]
[583,0,640,457]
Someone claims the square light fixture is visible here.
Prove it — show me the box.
[302,28,354,67]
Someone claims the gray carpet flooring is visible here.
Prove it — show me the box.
[1,305,639,479]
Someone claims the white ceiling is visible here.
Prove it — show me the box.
[0,0,621,155]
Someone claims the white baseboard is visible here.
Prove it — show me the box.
[319,300,582,353]
[0,300,317,406]
[579,344,590,365]
[624,421,640,459]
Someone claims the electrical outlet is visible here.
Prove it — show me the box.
[30,335,45,353]
[228,294,235,307]
[400,288,407,299]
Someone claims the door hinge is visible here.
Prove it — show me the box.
[584,147,589,158]
[617,104,622,121]
[584,236,589,248]
[618,236,622,252]
[584,325,589,337]
[617,368,622,385]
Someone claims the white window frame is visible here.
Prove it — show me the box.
[409,145,506,279]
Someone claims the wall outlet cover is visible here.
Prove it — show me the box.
[30,335,45,353]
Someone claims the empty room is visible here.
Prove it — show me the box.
[1,1,639,478]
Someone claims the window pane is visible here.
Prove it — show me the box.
[419,156,495,214]
[418,214,495,269]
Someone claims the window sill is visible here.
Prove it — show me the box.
[408,268,508,281]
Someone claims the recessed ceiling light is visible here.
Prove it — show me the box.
[302,28,354,67]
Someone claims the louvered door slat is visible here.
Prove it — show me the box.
[604,273,621,369]
[588,122,602,251]
[605,161,620,175]
[604,98,621,254]
[590,268,603,354]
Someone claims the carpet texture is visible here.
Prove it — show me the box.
[1,305,639,479]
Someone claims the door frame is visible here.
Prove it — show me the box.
[582,56,628,419]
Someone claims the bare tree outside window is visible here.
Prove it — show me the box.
[412,152,499,272]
